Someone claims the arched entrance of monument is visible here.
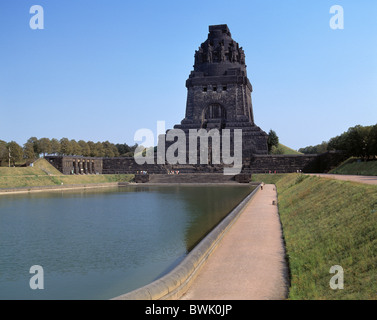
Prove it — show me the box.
[201,103,227,129]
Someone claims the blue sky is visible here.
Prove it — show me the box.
[0,0,376,150]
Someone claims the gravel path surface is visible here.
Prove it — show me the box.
[181,184,288,300]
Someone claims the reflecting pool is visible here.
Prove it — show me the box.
[0,185,254,299]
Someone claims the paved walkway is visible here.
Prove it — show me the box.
[308,174,377,185]
[181,184,288,300]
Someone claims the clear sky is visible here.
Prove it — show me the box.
[1,0,376,150]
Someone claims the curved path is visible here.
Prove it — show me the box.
[308,174,377,185]
[180,184,288,300]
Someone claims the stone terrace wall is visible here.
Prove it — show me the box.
[48,152,346,175]
[102,157,167,174]
[46,156,103,175]
[301,151,348,173]
[242,152,347,174]
[242,154,318,174]
[102,152,346,175]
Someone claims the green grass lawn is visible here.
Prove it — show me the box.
[253,173,377,300]
[0,166,48,176]
[0,159,134,189]
[0,174,134,189]
[33,158,63,175]
[278,143,303,155]
[329,158,377,176]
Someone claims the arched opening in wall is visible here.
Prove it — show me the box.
[202,103,227,129]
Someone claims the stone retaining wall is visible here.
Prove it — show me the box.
[47,152,346,175]
[102,157,167,174]
[242,154,318,174]
[103,152,345,175]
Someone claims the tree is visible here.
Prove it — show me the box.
[299,145,317,154]
[26,137,41,158]
[270,145,284,155]
[346,125,367,158]
[102,141,119,157]
[70,140,82,156]
[331,125,371,158]
[78,140,90,157]
[317,141,328,154]
[367,124,377,157]
[122,143,138,157]
[327,124,376,159]
[0,140,8,166]
[327,134,346,152]
[299,141,328,154]
[94,142,105,157]
[59,138,73,156]
[7,141,23,166]
[87,141,97,157]
[267,130,279,154]
[23,142,36,164]
[50,138,61,155]
[39,137,52,157]
[116,143,131,156]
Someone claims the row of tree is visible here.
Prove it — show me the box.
[298,141,328,155]
[299,124,377,159]
[0,137,139,166]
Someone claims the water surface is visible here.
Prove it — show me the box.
[0,185,253,299]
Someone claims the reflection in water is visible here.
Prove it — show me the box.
[180,187,250,251]
[0,185,254,299]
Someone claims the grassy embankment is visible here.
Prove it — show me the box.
[329,157,377,176]
[253,173,377,300]
[277,143,302,155]
[0,158,134,189]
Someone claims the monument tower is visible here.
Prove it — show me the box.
[174,24,268,157]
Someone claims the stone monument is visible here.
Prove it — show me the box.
[173,24,268,159]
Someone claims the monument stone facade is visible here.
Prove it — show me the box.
[173,24,268,158]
